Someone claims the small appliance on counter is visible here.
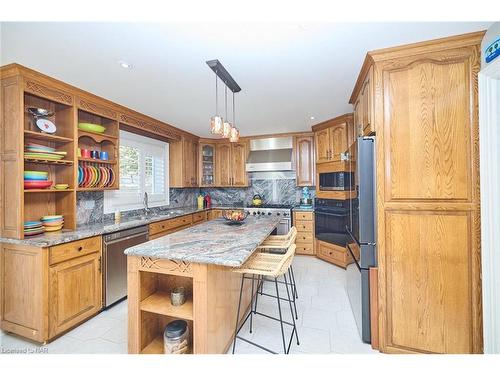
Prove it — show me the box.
[299,187,313,208]
[251,194,263,206]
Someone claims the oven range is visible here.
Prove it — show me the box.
[245,204,292,235]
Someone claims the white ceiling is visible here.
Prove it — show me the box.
[0,22,492,137]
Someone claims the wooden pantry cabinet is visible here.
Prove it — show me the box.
[350,31,484,354]
[312,114,353,164]
[352,65,374,136]
[0,236,102,343]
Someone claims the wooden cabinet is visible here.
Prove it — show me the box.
[215,141,248,187]
[0,236,103,343]
[293,211,315,255]
[208,209,223,220]
[349,32,484,354]
[312,114,353,164]
[48,251,102,337]
[170,137,199,188]
[316,240,353,268]
[149,214,193,239]
[294,135,315,186]
[352,66,374,136]
[199,143,215,187]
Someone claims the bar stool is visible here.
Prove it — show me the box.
[256,227,299,319]
[232,244,299,354]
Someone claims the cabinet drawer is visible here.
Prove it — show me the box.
[296,233,314,242]
[295,221,313,232]
[149,215,193,236]
[296,243,314,255]
[192,212,207,223]
[49,236,101,265]
[294,211,313,221]
[318,244,344,263]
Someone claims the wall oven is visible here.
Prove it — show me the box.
[318,171,354,191]
[314,198,350,247]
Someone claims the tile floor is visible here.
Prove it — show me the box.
[0,256,376,354]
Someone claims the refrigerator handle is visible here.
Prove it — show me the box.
[346,225,376,247]
[346,243,362,271]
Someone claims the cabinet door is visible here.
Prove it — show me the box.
[49,252,102,338]
[199,143,215,187]
[231,142,248,187]
[182,140,193,187]
[314,128,331,163]
[362,66,374,135]
[330,123,347,161]
[295,136,315,186]
[215,143,231,186]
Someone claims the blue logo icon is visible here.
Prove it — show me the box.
[485,38,500,64]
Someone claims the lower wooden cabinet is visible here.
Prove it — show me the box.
[316,239,353,268]
[293,211,315,255]
[48,251,102,338]
[0,236,103,343]
[208,209,223,220]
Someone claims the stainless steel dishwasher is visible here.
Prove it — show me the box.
[103,225,149,308]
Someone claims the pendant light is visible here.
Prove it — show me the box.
[229,91,240,142]
[222,86,232,138]
[210,72,223,135]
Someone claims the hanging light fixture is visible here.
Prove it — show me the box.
[210,71,223,135]
[229,91,240,142]
[222,86,232,138]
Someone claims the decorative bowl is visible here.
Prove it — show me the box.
[78,122,106,134]
[24,180,53,189]
[222,210,249,225]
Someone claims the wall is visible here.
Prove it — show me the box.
[482,22,500,68]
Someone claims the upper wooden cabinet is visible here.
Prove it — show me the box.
[215,141,248,187]
[199,143,215,187]
[312,114,353,164]
[170,137,199,188]
[352,66,374,136]
[349,31,484,354]
[294,135,315,186]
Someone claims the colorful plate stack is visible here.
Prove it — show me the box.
[78,165,115,188]
[25,143,67,160]
[24,221,44,236]
[24,170,53,189]
[41,215,64,232]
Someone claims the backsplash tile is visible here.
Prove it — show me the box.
[76,182,314,226]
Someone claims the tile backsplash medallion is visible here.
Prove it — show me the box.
[76,179,314,226]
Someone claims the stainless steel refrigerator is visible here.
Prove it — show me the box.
[346,136,377,343]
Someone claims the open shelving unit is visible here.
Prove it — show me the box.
[77,109,119,190]
[138,271,194,354]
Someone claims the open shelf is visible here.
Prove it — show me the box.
[24,130,73,143]
[77,187,117,191]
[78,157,116,165]
[78,129,118,143]
[141,335,192,354]
[24,189,74,193]
[24,157,74,165]
[141,291,193,321]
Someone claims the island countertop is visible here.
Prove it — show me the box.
[124,215,281,267]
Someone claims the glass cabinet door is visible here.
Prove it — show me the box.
[201,144,215,186]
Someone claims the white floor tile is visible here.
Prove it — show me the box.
[0,255,377,355]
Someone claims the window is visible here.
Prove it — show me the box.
[104,130,169,213]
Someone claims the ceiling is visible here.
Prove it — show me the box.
[0,22,492,137]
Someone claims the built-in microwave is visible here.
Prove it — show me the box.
[318,171,354,191]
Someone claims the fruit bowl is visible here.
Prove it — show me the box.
[222,210,249,225]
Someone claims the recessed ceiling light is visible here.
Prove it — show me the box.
[310,116,315,120]
[118,60,133,69]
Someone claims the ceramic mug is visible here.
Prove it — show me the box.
[99,151,109,161]
[81,149,91,158]
[90,150,99,159]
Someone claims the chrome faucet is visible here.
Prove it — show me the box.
[143,192,150,216]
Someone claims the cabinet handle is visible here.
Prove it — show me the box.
[161,225,165,229]
[78,246,83,252]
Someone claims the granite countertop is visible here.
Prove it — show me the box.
[292,205,314,212]
[0,206,244,248]
[125,215,282,267]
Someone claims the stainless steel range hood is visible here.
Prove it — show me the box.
[246,137,293,172]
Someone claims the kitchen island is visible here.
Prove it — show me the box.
[125,215,281,354]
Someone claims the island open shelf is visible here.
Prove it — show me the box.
[128,256,254,354]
